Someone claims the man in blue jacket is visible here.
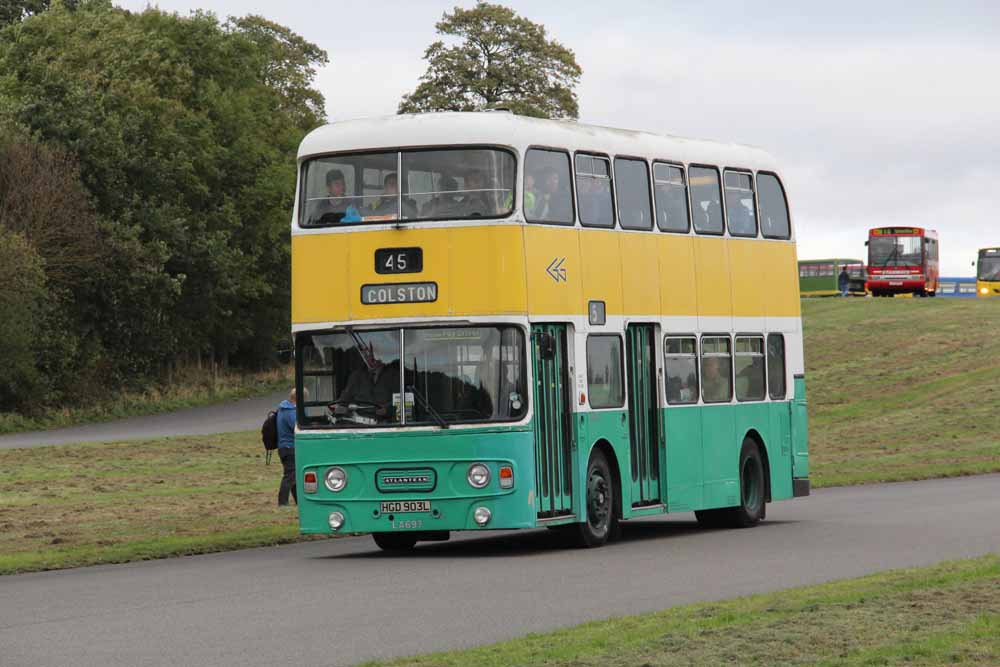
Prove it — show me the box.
[277,388,298,506]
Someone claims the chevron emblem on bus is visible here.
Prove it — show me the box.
[546,257,567,283]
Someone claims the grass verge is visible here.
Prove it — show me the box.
[0,365,292,435]
[360,555,1000,666]
[0,431,318,575]
[803,298,1000,487]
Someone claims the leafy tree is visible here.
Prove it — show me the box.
[399,2,581,119]
[0,1,327,390]
[0,227,46,408]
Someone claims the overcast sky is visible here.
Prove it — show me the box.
[119,0,1000,275]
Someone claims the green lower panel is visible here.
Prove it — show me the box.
[296,427,538,534]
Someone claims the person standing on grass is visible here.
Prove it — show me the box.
[277,388,298,506]
[838,265,851,297]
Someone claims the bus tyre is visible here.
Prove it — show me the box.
[729,439,766,527]
[574,449,616,548]
[372,532,418,552]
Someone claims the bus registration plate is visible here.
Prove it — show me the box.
[380,500,431,514]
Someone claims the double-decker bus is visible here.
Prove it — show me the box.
[977,248,1000,297]
[291,112,809,551]
[798,258,866,296]
[865,227,939,297]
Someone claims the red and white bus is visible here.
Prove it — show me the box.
[865,227,939,297]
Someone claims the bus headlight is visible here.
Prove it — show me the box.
[473,507,492,526]
[982,287,989,295]
[467,463,490,489]
[325,467,348,492]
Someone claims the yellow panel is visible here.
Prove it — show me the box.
[620,233,661,316]
[729,238,766,318]
[292,234,350,324]
[760,242,802,318]
[659,235,699,316]
[449,226,527,315]
[579,229,624,315]
[523,225,583,316]
[347,228,452,321]
[693,236,732,318]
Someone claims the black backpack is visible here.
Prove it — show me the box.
[261,410,279,464]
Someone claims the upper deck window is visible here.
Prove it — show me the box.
[614,158,653,231]
[689,166,724,235]
[757,173,791,240]
[724,171,757,237]
[299,148,515,227]
[525,149,574,225]
[575,154,614,228]
[653,164,690,233]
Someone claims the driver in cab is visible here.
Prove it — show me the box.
[331,341,399,422]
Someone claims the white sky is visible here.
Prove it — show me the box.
[118,0,1000,275]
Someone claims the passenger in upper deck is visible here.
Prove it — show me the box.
[461,169,492,217]
[308,169,359,223]
[421,175,465,218]
[367,173,417,219]
[533,167,572,222]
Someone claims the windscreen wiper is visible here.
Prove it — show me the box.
[406,384,449,429]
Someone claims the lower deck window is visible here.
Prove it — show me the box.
[734,336,765,401]
[664,337,698,404]
[700,336,732,403]
[587,335,624,408]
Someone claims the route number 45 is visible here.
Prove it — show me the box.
[375,247,422,275]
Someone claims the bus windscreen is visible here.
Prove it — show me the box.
[869,235,922,267]
[979,250,1000,281]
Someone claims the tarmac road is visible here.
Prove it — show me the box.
[0,391,287,449]
[2,474,999,667]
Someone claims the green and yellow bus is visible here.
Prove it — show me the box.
[798,259,866,296]
[291,112,809,550]
[977,248,1000,297]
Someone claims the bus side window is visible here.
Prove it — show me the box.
[689,166,724,235]
[586,335,624,408]
[525,148,575,225]
[734,336,765,401]
[757,173,791,240]
[700,336,732,403]
[575,154,615,228]
[664,337,698,404]
[614,157,653,231]
[767,334,786,400]
[653,163,690,233]
[724,171,758,238]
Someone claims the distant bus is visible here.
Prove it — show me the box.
[866,227,939,297]
[290,112,809,551]
[798,259,866,296]
[936,277,978,298]
[977,248,1000,297]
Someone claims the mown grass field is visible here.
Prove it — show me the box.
[0,299,997,576]
[360,555,1000,667]
[803,298,1000,487]
[0,365,292,435]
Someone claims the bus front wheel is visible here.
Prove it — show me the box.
[372,532,418,552]
[573,449,617,548]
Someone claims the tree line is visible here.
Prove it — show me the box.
[0,0,327,412]
[0,0,580,415]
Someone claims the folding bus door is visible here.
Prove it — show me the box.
[626,324,661,507]
[531,324,574,519]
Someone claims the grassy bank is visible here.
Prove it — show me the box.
[0,365,292,435]
[0,431,317,575]
[360,555,1000,666]
[803,299,1000,487]
[1,299,998,576]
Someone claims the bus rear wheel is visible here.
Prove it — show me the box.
[695,439,766,529]
[372,532,418,552]
[573,449,617,548]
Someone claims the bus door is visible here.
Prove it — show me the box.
[626,324,661,507]
[531,324,573,519]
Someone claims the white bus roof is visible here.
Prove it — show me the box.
[298,112,781,173]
